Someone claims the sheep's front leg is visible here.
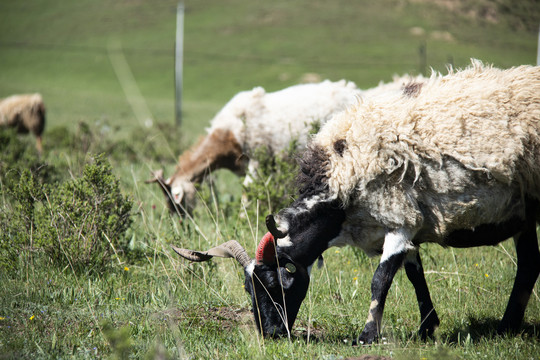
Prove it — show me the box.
[355,230,410,345]
[404,250,439,339]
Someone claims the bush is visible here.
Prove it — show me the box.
[0,153,133,273]
[0,128,59,270]
[241,121,321,219]
[242,141,300,219]
[34,154,133,273]
[0,168,46,270]
[0,127,61,187]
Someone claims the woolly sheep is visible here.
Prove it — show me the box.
[0,93,46,153]
[148,79,361,215]
[172,60,540,342]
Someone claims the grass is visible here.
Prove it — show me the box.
[1,0,539,359]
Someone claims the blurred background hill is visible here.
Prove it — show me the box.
[0,0,538,138]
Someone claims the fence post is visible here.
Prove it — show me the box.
[175,2,184,127]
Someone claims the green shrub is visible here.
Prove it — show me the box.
[0,128,59,270]
[0,127,61,187]
[0,153,133,273]
[242,141,300,219]
[241,122,321,219]
[34,154,133,273]
[0,169,44,270]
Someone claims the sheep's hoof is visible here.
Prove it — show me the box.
[353,327,378,346]
[418,312,440,340]
[496,321,520,335]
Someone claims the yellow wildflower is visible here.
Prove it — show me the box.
[124,266,130,271]
[485,273,489,278]
[29,315,35,320]
[0,317,5,320]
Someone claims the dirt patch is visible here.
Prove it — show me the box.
[291,318,328,341]
[160,306,254,332]
[159,306,332,340]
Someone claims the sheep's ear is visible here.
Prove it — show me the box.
[266,215,287,239]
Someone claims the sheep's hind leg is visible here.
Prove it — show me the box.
[498,215,540,334]
[404,250,440,340]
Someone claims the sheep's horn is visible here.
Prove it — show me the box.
[145,169,166,184]
[265,214,287,239]
[171,240,252,268]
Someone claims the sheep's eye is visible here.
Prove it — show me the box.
[284,263,296,274]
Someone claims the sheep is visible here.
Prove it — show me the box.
[148,79,361,215]
[0,93,46,153]
[149,76,425,216]
[172,60,540,342]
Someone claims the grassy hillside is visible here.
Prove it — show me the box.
[0,0,537,136]
[0,1,539,359]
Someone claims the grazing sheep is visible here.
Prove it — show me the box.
[0,93,46,153]
[172,60,540,342]
[148,79,361,215]
[150,76,426,216]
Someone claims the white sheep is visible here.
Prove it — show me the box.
[148,79,361,215]
[0,93,46,153]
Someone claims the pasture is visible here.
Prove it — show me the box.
[0,0,539,359]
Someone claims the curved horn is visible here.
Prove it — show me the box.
[145,169,166,184]
[265,214,287,239]
[172,240,252,268]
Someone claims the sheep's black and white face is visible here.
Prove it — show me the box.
[246,197,345,337]
[245,142,349,337]
[244,254,310,337]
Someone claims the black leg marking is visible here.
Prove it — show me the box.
[498,216,540,334]
[404,250,440,340]
[355,252,406,345]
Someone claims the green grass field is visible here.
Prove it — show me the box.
[1,0,539,359]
